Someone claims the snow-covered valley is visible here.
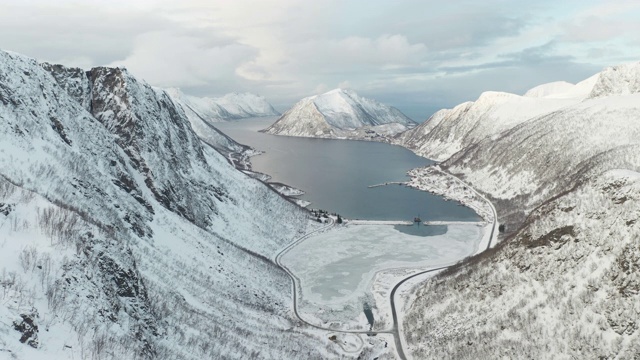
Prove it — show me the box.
[2,42,640,360]
[281,223,484,331]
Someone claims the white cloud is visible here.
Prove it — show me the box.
[110,31,256,88]
[562,15,640,45]
[248,34,427,83]
[338,81,352,90]
[0,0,639,118]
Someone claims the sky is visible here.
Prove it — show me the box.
[1,0,639,121]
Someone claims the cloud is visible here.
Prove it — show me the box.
[0,2,168,67]
[110,31,256,88]
[438,41,577,74]
[0,0,638,118]
[282,34,428,76]
[338,81,352,90]
[562,14,640,43]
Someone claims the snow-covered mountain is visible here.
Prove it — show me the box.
[0,50,383,359]
[165,89,280,169]
[262,88,416,140]
[396,75,599,162]
[398,63,640,225]
[166,88,280,122]
[405,169,640,358]
[399,62,640,358]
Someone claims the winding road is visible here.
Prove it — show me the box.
[392,168,498,359]
[274,169,498,360]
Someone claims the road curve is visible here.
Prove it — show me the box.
[433,166,498,248]
[275,168,498,359]
[275,218,393,334]
[391,168,498,359]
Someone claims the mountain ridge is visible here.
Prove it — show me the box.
[165,88,280,122]
[164,88,280,170]
[396,62,640,162]
[0,49,381,359]
[399,61,640,358]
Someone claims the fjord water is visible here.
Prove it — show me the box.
[216,117,479,221]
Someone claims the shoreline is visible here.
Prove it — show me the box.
[406,165,495,223]
[280,221,485,331]
[235,124,499,359]
[270,166,498,359]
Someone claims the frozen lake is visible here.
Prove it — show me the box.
[280,223,484,324]
[216,117,480,222]
[215,117,485,327]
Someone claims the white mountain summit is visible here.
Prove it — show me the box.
[262,88,416,141]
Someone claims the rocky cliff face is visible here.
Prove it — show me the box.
[0,50,353,359]
[262,88,416,141]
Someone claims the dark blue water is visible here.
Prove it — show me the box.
[394,224,448,236]
[216,117,479,222]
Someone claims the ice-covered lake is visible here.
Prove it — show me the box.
[281,223,484,325]
[216,117,486,327]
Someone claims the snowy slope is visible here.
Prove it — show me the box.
[166,88,279,122]
[589,62,640,98]
[400,62,640,358]
[404,169,640,359]
[215,92,281,118]
[262,88,416,140]
[439,71,640,230]
[396,80,595,161]
[165,88,279,170]
[523,80,575,98]
[398,64,640,216]
[0,50,378,359]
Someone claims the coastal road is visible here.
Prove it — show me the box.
[275,217,394,338]
[389,266,448,359]
[274,217,391,356]
[390,168,498,359]
[432,166,498,248]
[275,169,498,359]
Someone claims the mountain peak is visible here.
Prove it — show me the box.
[262,88,415,140]
[475,91,520,105]
[324,88,355,96]
[325,88,347,94]
[524,81,575,98]
[589,61,640,98]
